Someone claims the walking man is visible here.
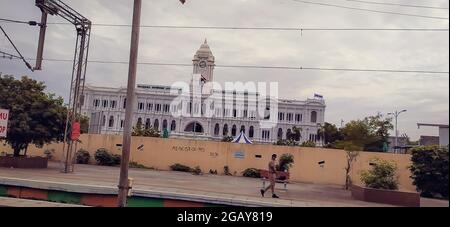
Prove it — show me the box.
[260,154,279,198]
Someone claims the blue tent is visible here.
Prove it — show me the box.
[232,132,253,144]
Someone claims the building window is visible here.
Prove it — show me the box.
[138,102,145,111]
[240,125,245,134]
[249,126,254,138]
[123,98,127,109]
[108,116,114,128]
[243,110,248,118]
[233,109,237,118]
[232,125,237,137]
[163,119,168,130]
[110,100,117,109]
[102,115,106,127]
[156,104,162,112]
[145,118,151,129]
[214,124,220,136]
[93,99,100,107]
[278,112,285,121]
[163,104,170,113]
[286,129,292,140]
[223,124,229,136]
[171,120,176,131]
[311,111,317,123]
[137,118,143,127]
[287,113,293,122]
[295,114,302,122]
[278,128,283,140]
[120,120,124,128]
[154,119,159,130]
[102,100,108,108]
[147,103,153,111]
[262,130,270,141]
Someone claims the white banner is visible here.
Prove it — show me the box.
[0,109,9,137]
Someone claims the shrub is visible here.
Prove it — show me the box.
[222,136,234,142]
[410,146,449,199]
[75,149,90,164]
[277,153,294,172]
[209,169,218,175]
[192,166,202,175]
[94,148,121,166]
[301,141,316,147]
[242,168,261,178]
[170,163,192,172]
[360,158,399,190]
[223,166,232,176]
[129,161,153,169]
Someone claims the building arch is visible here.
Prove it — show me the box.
[184,121,204,133]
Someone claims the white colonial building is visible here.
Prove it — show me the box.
[81,40,326,144]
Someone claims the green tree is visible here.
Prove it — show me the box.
[317,122,342,146]
[337,114,393,152]
[0,75,66,157]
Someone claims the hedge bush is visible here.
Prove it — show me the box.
[242,168,261,178]
[76,149,91,164]
[410,146,449,199]
[94,148,121,166]
[360,158,399,190]
[170,163,192,172]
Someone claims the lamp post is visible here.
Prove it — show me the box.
[388,110,407,154]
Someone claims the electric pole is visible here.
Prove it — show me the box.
[388,110,407,154]
[117,0,142,207]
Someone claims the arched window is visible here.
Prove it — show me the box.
[145,118,151,129]
[286,129,292,140]
[108,116,114,128]
[102,115,106,127]
[154,119,159,130]
[249,126,254,138]
[214,124,220,136]
[277,128,283,140]
[240,125,245,134]
[137,118,143,127]
[123,98,127,109]
[171,120,176,131]
[184,121,204,133]
[311,111,317,123]
[232,125,237,137]
[223,124,229,136]
[163,119,168,130]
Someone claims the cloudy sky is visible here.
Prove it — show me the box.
[0,0,448,140]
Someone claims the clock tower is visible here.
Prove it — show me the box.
[193,39,215,83]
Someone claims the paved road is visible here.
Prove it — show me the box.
[0,162,447,207]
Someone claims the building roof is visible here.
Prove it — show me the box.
[417,123,449,129]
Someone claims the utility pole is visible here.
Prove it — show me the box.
[117,0,142,207]
[388,110,407,154]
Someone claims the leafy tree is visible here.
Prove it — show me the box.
[317,122,343,146]
[300,140,316,147]
[0,75,66,157]
[337,114,393,152]
[410,146,449,199]
[274,139,298,147]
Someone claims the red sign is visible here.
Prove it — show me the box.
[71,122,81,140]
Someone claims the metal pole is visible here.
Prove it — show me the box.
[395,112,398,154]
[118,0,141,207]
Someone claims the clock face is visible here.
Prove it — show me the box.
[199,61,207,68]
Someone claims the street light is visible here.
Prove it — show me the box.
[388,110,407,153]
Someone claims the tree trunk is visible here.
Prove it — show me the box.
[23,145,29,157]
[13,147,21,157]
